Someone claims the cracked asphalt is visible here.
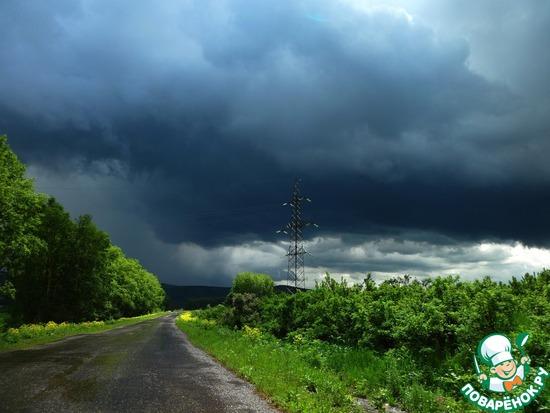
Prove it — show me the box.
[0,314,278,413]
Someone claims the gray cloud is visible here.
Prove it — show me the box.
[2,1,550,284]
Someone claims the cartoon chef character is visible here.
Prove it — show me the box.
[477,334,530,393]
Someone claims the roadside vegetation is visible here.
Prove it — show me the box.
[0,135,165,327]
[178,312,365,412]
[0,311,168,352]
[178,271,550,413]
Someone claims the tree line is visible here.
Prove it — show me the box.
[0,135,165,324]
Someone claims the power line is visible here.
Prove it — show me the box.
[277,178,317,291]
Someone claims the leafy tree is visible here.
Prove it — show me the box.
[105,246,165,318]
[0,135,45,302]
[14,199,112,322]
[226,293,262,328]
[1,136,165,323]
[68,214,112,320]
[230,272,274,297]
[224,272,275,328]
[14,198,73,321]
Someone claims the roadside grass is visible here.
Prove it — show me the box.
[315,343,476,413]
[0,311,170,352]
[177,313,362,413]
[177,312,477,413]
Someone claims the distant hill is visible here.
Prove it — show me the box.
[162,284,305,310]
[1,276,305,311]
[275,285,307,294]
[162,284,230,310]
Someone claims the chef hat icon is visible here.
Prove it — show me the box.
[479,334,514,367]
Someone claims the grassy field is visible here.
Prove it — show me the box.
[0,311,170,352]
[176,312,474,413]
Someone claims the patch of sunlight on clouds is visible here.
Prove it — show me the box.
[501,242,550,268]
[166,235,550,287]
[302,237,550,287]
[341,0,415,23]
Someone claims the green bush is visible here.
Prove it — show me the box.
[194,304,229,323]
[215,270,550,412]
[230,272,274,297]
[225,292,262,329]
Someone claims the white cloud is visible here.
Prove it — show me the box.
[167,235,550,287]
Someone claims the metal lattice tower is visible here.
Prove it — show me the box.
[277,179,317,290]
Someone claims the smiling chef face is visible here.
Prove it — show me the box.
[491,359,517,379]
[479,334,517,376]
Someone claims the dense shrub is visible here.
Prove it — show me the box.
[225,292,262,328]
[247,273,549,362]
[215,270,550,411]
[230,272,274,297]
[218,272,275,328]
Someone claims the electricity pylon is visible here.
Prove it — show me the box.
[277,178,317,290]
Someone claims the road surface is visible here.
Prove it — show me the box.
[0,314,278,412]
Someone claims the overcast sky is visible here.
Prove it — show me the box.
[2,1,549,286]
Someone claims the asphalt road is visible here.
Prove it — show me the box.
[0,314,278,413]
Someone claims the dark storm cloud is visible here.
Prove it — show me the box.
[1,0,550,284]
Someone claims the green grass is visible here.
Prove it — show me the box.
[176,313,478,413]
[177,316,362,413]
[316,344,477,413]
[0,311,170,352]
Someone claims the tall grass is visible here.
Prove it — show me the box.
[177,312,476,413]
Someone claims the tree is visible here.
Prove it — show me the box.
[15,199,112,322]
[105,245,165,318]
[230,272,274,297]
[15,198,73,321]
[224,272,274,328]
[68,214,111,321]
[1,135,165,323]
[0,135,45,308]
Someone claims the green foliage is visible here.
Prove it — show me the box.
[225,292,262,329]
[179,314,477,413]
[0,280,16,301]
[177,316,363,413]
[230,272,274,297]
[0,311,167,351]
[215,271,550,412]
[0,311,9,332]
[105,246,165,318]
[193,304,229,324]
[0,134,45,285]
[0,135,165,325]
[223,272,275,328]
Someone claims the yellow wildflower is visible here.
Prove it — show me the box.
[179,311,196,322]
[243,325,262,340]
